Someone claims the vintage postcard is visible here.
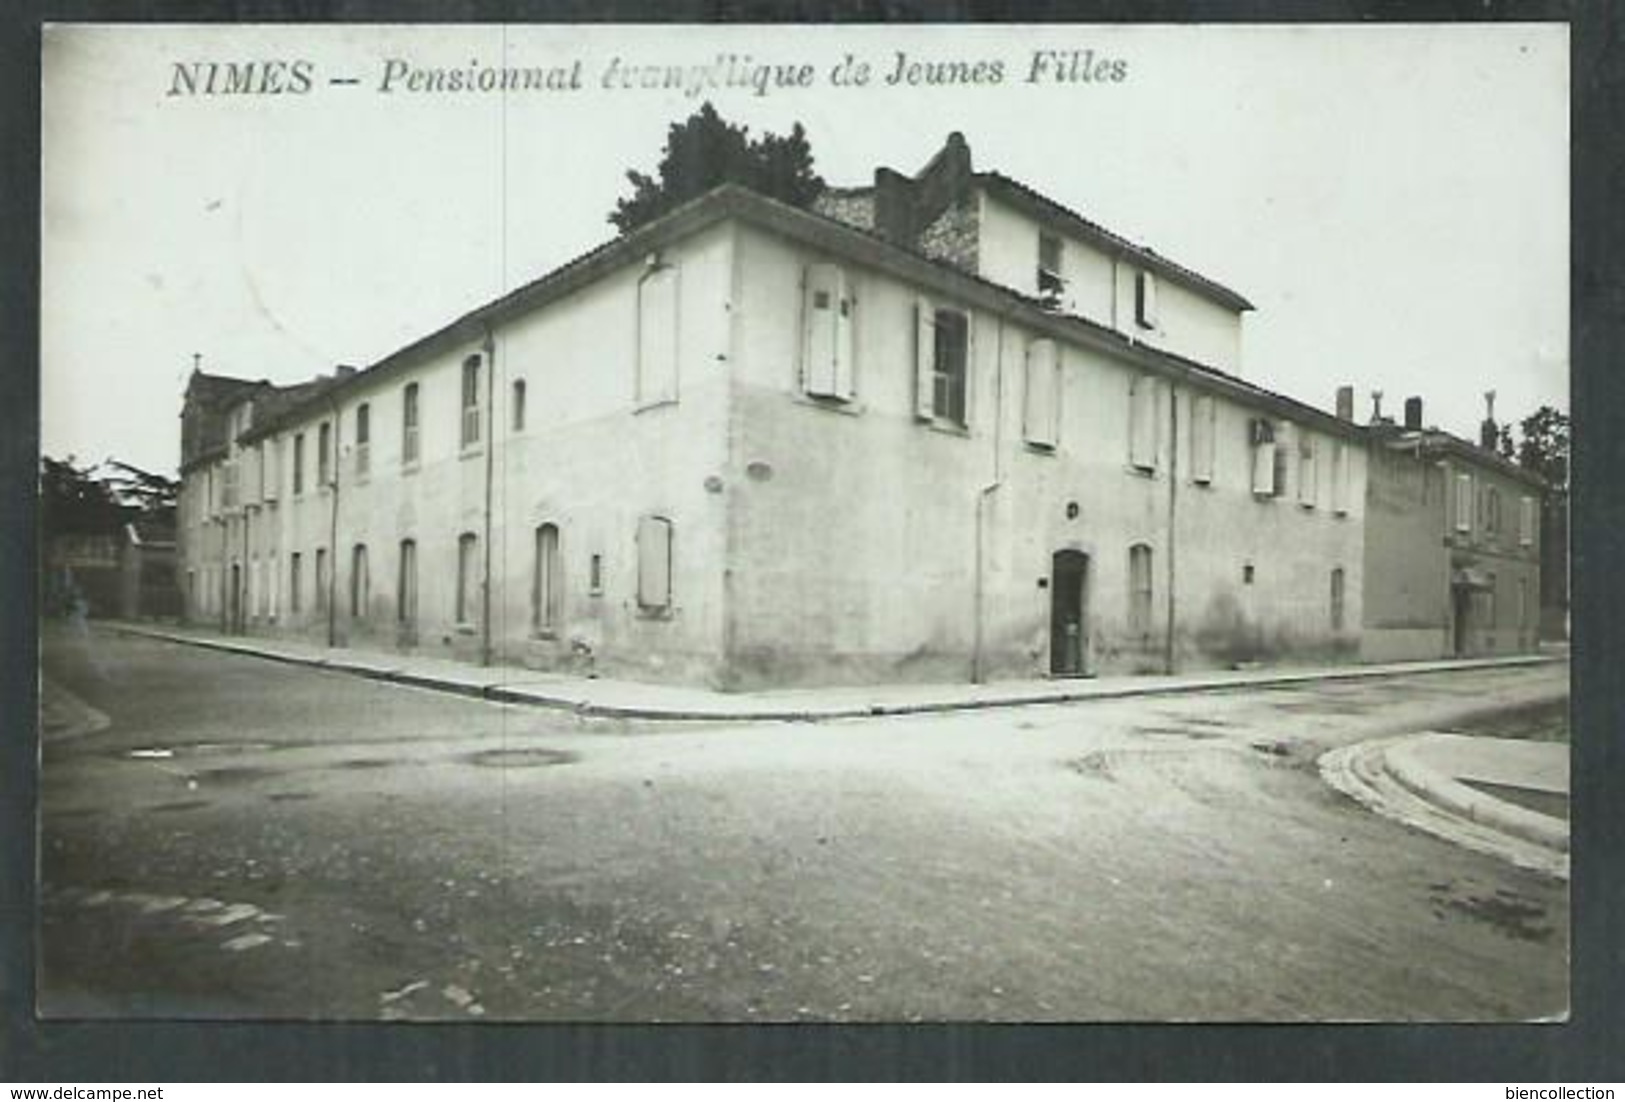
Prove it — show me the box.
[38,22,1569,1022]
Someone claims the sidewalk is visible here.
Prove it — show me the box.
[103,621,1565,723]
[1319,732,1570,880]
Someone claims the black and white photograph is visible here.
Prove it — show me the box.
[37,21,1571,1023]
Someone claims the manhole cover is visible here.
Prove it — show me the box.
[462,748,578,769]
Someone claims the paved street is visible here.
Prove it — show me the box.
[39,626,1569,1022]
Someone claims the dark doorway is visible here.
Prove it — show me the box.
[1050,550,1090,677]
[229,563,242,634]
[1452,584,1471,657]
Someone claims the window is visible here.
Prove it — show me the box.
[915,302,969,426]
[637,516,673,612]
[1486,486,1502,534]
[1331,441,1350,514]
[456,533,479,625]
[1037,233,1064,299]
[512,379,527,432]
[1135,271,1158,330]
[461,356,483,448]
[355,403,370,479]
[636,266,680,407]
[350,544,369,619]
[1518,576,1529,630]
[1022,339,1059,449]
[1128,543,1154,638]
[802,263,855,401]
[290,553,302,613]
[1243,563,1255,585]
[1129,375,1158,471]
[402,382,421,465]
[1331,568,1346,632]
[293,433,306,495]
[1190,394,1216,485]
[589,553,604,597]
[1519,495,1536,547]
[317,421,332,487]
[314,547,328,612]
[532,523,562,634]
[1298,435,1318,507]
[1485,573,1498,626]
[1455,472,1473,533]
[397,539,417,624]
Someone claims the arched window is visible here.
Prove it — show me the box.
[397,539,417,624]
[1128,543,1154,637]
[351,544,369,619]
[456,533,479,625]
[533,523,561,634]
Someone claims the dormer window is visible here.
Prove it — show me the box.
[1038,233,1064,301]
[1135,271,1158,330]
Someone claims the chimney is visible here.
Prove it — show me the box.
[1335,386,1354,421]
[872,167,916,247]
[1480,389,1498,450]
[1404,396,1423,431]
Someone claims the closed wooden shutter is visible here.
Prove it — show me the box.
[1023,339,1059,448]
[1190,395,1215,484]
[637,516,672,610]
[914,299,936,421]
[637,268,679,406]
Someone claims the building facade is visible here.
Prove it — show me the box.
[177,133,1536,690]
[1361,411,1545,662]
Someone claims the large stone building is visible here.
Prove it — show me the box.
[176,133,1537,690]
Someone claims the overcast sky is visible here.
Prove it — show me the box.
[41,22,1568,476]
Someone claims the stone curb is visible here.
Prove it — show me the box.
[1317,737,1569,880]
[106,623,1565,723]
[1383,737,1569,853]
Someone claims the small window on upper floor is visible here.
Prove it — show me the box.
[461,355,483,448]
[802,263,856,402]
[354,403,371,480]
[1331,441,1350,515]
[914,302,969,428]
[636,266,680,409]
[293,432,306,495]
[1190,394,1216,485]
[1022,339,1059,449]
[1519,495,1537,547]
[1037,233,1064,301]
[1298,435,1318,508]
[402,382,421,465]
[1249,419,1277,497]
[1129,375,1158,472]
[317,421,332,487]
[1455,472,1473,533]
[1135,271,1158,330]
[512,379,527,432]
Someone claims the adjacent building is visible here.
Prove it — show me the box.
[1361,398,1546,661]
[176,132,1540,690]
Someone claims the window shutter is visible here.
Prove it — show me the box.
[1023,339,1059,448]
[833,277,856,401]
[914,299,936,421]
[637,267,679,406]
[1252,441,1276,495]
[1298,437,1318,507]
[1456,473,1473,532]
[637,516,672,610]
[1331,441,1348,513]
[1191,395,1215,484]
[1135,271,1158,329]
[1129,376,1157,470]
[803,263,839,398]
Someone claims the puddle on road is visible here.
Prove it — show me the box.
[150,799,211,814]
[267,791,315,803]
[333,758,396,771]
[1134,725,1223,740]
[462,748,579,769]
[1433,885,1555,943]
[193,766,275,785]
